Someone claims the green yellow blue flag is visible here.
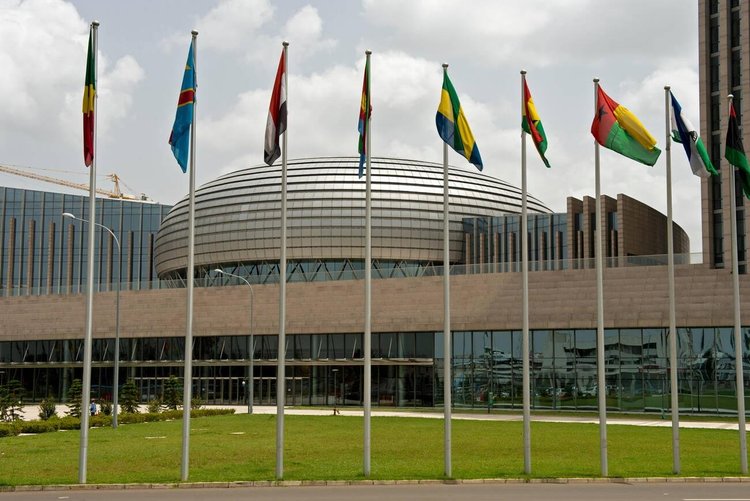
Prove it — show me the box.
[436,71,482,171]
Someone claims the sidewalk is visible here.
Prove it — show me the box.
[16,404,742,431]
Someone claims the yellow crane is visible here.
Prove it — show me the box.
[0,163,148,200]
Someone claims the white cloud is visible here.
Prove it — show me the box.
[281,6,336,57]
[362,0,695,67]
[160,0,274,53]
[0,0,144,151]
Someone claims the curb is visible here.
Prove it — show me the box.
[1,476,749,492]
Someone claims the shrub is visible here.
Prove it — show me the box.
[99,399,112,416]
[191,397,203,410]
[0,423,20,437]
[146,398,162,414]
[67,379,83,418]
[118,412,147,424]
[38,399,57,420]
[55,416,81,430]
[120,380,139,414]
[19,420,57,434]
[90,415,111,428]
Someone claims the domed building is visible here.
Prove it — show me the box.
[154,157,550,283]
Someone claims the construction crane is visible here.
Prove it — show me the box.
[0,163,149,200]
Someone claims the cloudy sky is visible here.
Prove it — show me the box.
[0,0,703,252]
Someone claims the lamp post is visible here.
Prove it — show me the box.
[214,269,255,414]
[332,368,339,415]
[63,212,121,428]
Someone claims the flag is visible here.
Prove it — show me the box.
[82,26,96,167]
[670,92,717,178]
[522,79,550,168]
[358,56,371,177]
[436,71,483,171]
[264,50,287,166]
[169,42,196,173]
[725,100,750,198]
[591,85,661,166]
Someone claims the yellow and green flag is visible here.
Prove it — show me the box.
[436,71,482,171]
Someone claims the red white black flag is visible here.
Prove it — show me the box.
[264,49,287,166]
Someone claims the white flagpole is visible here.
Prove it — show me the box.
[520,70,531,475]
[180,29,198,483]
[441,62,452,479]
[593,77,608,477]
[664,86,681,474]
[727,94,748,475]
[363,49,372,478]
[276,40,289,481]
[78,19,98,485]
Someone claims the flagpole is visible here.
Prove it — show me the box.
[520,70,532,476]
[441,62,452,479]
[593,77,608,477]
[664,86,681,474]
[276,40,289,481]
[180,29,198,483]
[78,19,98,485]
[363,49,373,478]
[727,94,748,475]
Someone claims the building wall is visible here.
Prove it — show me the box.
[617,194,690,256]
[0,263,744,343]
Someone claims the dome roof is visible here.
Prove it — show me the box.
[154,157,550,277]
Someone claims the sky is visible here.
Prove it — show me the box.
[0,0,704,252]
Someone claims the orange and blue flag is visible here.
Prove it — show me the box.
[358,56,371,177]
[169,42,196,173]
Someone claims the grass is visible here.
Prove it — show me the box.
[0,413,747,485]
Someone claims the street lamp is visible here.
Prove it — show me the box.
[214,269,255,414]
[332,368,340,415]
[63,212,122,428]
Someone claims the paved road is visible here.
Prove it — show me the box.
[4,482,750,501]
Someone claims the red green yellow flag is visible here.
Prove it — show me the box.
[591,85,660,166]
[82,26,96,167]
[521,79,550,168]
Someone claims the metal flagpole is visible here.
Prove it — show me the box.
[363,49,372,478]
[276,40,289,481]
[79,19,98,485]
[442,63,452,479]
[727,94,748,475]
[520,70,532,476]
[664,86,681,474]
[593,77,608,477]
[180,29,198,483]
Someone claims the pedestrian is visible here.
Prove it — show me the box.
[90,400,96,416]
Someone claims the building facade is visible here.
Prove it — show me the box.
[3,156,745,417]
[0,186,171,296]
[699,0,749,271]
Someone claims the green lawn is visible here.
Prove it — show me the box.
[0,414,747,485]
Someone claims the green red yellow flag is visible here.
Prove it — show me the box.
[521,78,550,168]
[591,85,660,166]
[82,26,96,167]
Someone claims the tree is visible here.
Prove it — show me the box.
[3,380,24,421]
[67,379,83,418]
[162,375,182,410]
[120,379,139,414]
